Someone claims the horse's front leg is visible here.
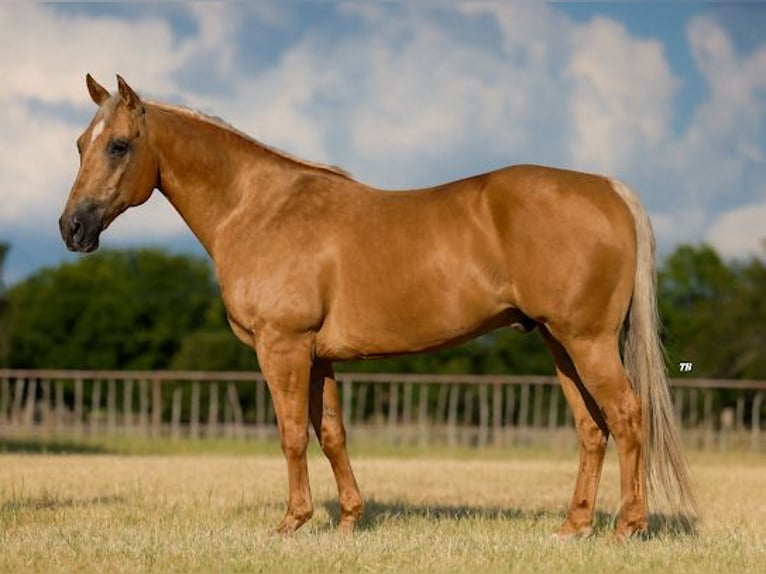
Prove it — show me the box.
[309,360,363,532]
[255,326,315,534]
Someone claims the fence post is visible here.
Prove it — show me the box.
[518,384,530,445]
[752,392,763,450]
[190,383,200,439]
[373,384,383,427]
[704,390,714,450]
[151,378,162,437]
[462,386,476,445]
[491,382,502,446]
[55,381,65,430]
[89,380,102,435]
[674,388,684,427]
[12,378,24,424]
[435,384,449,436]
[504,385,516,446]
[736,395,745,431]
[388,382,399,444]
[23,378,37,429]
[355,383,368,427]
[689,388,699,429]
[107,379,117,436]
[139,380,149,435]
[0,377,8,425]
[447,384,460,447]
[74,378,84,436]
[402,382,413,444]
[171,387,183,440]
[418,384,429,447]
[123,379,133,433]
[548,387,560,431]
[532,385,544,433]
[478,384,489,447]
[227,383,244,438]
[207,384,219,438]
[41,379,51,431]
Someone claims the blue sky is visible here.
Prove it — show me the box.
[1,2,764,284]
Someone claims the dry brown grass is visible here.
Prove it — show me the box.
[0,446,764,573]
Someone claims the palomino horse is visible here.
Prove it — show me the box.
[60,75,696,539]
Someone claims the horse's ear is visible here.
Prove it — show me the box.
[86,74,110,106]
[116,74,144,114]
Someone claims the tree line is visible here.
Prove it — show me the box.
[0,241,764,379]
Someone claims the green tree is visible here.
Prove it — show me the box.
[170,297,256,371]
[658,243,766,379]
[6,249,220,369]
[725,252,766,378]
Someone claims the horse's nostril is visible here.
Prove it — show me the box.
[71,218,83,241]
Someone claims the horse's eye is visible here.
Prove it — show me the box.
[108,139,129,157]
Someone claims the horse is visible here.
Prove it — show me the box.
[59,75,696,539]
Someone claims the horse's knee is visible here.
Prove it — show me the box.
[609,389,642,440]
[577,419,608,454]
[281,421,309,460]
[320,421,347,456]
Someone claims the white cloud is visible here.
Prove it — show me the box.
[566,17,679,174]
[650,207,709,254]
[204,4,575,188]
[666,15,766,202]
[0,5,178,105]
[707,202,766,259]
[0,101,77,224]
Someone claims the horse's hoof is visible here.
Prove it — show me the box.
[611,523,647,543]
[337,517,358,535]
[550,526,592,542]
[274,511,312,536]
[274,520,297,536]
[552,519,593,541]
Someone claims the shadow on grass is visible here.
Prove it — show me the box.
[0,437,109,455]
[590,510,698,539]
[645,513,699,538]
[1,494,125,512]
[323,498,559,532]
[322,500,698,539]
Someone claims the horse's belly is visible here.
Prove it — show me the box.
[314,288,516,361]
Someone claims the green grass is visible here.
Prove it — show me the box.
[0,440,764,573]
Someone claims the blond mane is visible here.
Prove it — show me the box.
[149,101,354,180]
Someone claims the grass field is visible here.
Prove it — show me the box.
[0,438,764,573]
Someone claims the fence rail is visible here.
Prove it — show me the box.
[0,369,764,450]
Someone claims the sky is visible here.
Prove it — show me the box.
[1,2,765,285]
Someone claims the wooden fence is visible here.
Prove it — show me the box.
[0,369,764,450]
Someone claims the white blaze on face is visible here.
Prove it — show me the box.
[90,119,105,143]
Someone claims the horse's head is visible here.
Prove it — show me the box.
[59,74,158,252]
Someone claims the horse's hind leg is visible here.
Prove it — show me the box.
[541,327,609,538]
[309,360,363,532]
[556,331,647,539]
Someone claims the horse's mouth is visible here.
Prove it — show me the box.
[69,234,101,253]
[59,204,104,253]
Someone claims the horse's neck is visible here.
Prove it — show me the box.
[147,105,285,255]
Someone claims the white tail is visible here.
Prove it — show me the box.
[610,179,697,517]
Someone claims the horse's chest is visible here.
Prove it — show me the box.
[217,264,326,336]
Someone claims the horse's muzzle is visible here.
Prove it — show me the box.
[59,203,103,253]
